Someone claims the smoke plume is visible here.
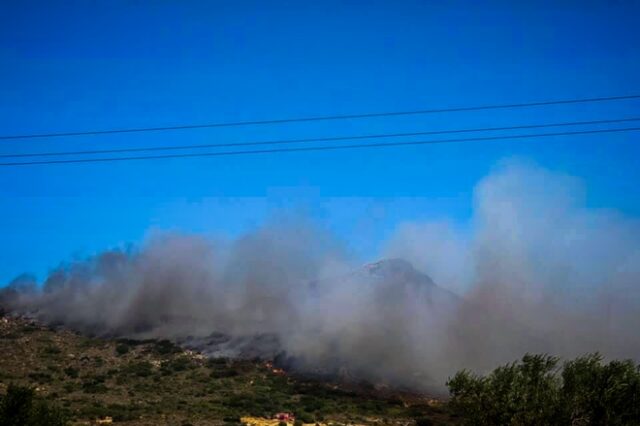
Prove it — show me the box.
[2,160,640,392]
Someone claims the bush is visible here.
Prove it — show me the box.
[161,356,193,373]
[106,403,139,422]
[81,375,108,394]
[206,357,229,367]
[562,353,640,425]
[0,384,68,425]
[28,371,54,384]
[115,343,130,356]
[21,324,39,333]
[121,361,154,378]
[152,339,181,355]
[63,367,79,379]
[447,353,640,425]
[297,412,315,424]
[414,417,433,426]
[210,368,239,379]
[41,346,61,356]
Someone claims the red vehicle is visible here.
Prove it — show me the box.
[273,413,295,422]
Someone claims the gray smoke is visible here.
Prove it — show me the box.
[2,160,640,392]
[385,159,640,374]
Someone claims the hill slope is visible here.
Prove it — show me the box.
[0,314,456,426]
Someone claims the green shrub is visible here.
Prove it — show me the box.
[210,368,239,379]
[207,357,229,368]
[28,371,54,384]
[81,375,108,394]
[152,339,181,355]
[62,382,77,393]
[115,343,130,356]
[0,332,20,339]
[106,403,139,422]
[447,353,640,425]
[93,356,104,367]
[63,367,79,379]
[21,324,39,333]
[121,361,154,378]
[41,346,61,356]
[0,384,67,425]
[161,356,193,373]
[297,412,315,423]
[562,353,640,425]
[414,417,433,426]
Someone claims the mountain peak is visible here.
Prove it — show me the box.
[363,258,436,287]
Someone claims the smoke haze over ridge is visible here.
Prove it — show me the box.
[3,159,640,391]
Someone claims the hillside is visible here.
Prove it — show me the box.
[0,314,456,426]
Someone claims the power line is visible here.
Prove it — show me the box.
[2,94,640,140]
[1,117,638,159]
[1,126,638,167]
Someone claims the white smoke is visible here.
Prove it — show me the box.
[385,159,640,372]
[3,159,640,392]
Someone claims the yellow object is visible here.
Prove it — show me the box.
[241,417,328,426]
[241,417,288,426]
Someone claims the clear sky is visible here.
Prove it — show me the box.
[1,1,639,283]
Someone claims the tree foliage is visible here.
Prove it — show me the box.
[0,384,67,426]
[447,353,640,425]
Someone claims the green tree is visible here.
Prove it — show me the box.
[0,384,67,426]
[562,353,640,425]
[447,353,640,425]
[448,354,562,425]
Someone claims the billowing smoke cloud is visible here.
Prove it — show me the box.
[2,159,640,392]
[1,218,347,339]
[385,159,640,374]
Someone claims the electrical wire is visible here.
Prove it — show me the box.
[1,126,637,167]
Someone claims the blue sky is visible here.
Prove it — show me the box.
[1,1,639,283]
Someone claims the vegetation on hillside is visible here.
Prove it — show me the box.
[447,353,640,425]
[0,316,452,425]
[4,313,640,425]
